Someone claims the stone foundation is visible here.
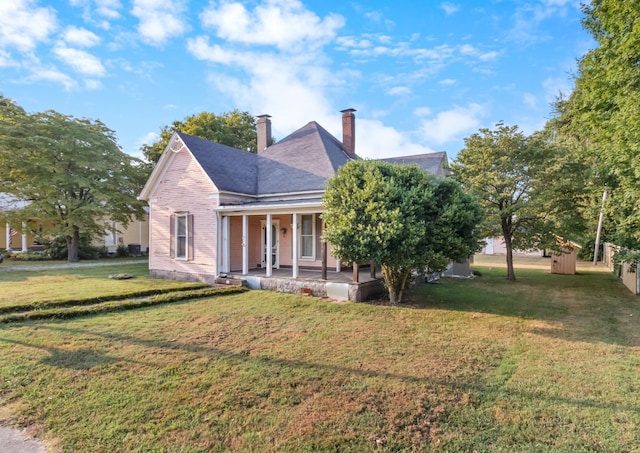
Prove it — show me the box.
[150,269,217,285]
[150,269,387,302]
[258,277,329,298]
[242,275,385,302]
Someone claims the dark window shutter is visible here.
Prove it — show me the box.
[188,214,194,261]
[169,214,175,258]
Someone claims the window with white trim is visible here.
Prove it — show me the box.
[300,214,315,259]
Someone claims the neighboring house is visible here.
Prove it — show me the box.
[1,193,148,254]
[139,110,450,300]
[603,243,640,295]
[381,152,449,177]
[0,193,37,252]
[98,207,150,255]
[480,236,545,257]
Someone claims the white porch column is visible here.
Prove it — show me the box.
[5,223,10,250]
[336,255,341,272]
[266,213,273,277]
[21,221,27,252]
[242,215,249,275]
[292,213,299,278]
[222,216,230,273]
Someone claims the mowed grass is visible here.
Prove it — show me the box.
[1,259,640,451]
[0,262,204,307]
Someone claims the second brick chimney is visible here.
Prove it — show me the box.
[256,114,273,153]
[341,108,356,158]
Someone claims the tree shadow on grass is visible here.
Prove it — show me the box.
[26,324,640,416]
[402,271,640,347]
[0,272,30,283]
[0,337,148,370]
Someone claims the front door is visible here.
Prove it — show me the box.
[261,220,280,269]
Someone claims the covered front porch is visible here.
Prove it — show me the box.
[223,266,384,302]
[216,201,385,301]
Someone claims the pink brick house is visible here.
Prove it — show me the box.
[139,110,449,299]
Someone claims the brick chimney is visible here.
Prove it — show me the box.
[256,114,272,153]
[341,108,356,158]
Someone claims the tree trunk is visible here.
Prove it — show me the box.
[67,226,80,262]
[381,265,411,304]
[502,223,516,281]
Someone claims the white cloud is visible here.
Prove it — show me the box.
[441,3,460,15]
[187,35,337,137]
[388,86,411,96]
[188,2,444,161]
[0,0,57,52]
[523,93,537,109]
[137,131,159,148]
[507,1,580,44]
[335,36,372,50]
[95,0,122,19]
[339,37,455,63]
[418,104,485,145]
[357,118,437,159]
[414,107,432,117]
[459,44,500,61]
[131,0,188,46]
[199,0,344,52]
[84,79,102,89]
[439,78,456,85]
[64,26,101,47]
[0,50,20,67]
[364,11,394,29]
[26,68,76,90]
[69,0,121,29]
[53,46,106,76]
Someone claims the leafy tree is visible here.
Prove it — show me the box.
[0,97,146,262]
[141,110,258,163]
[451,123,586,281]
[323,160,482,303]
[555,1,640,252]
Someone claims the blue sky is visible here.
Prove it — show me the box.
[1,0,591,160]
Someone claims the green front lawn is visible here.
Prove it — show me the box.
[0,263,638,451]
[0,262,203,308]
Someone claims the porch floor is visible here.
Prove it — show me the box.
[227,267,379,284]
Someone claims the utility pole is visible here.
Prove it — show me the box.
[593,189,608,265]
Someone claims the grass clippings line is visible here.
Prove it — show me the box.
[0,284,212,315]
[0,286,248,324]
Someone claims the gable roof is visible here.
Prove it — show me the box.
[259,121,354,179]
[380,152,449,176]
[179,133,258,194]
[180,132,327,195]
[140,121,450,203]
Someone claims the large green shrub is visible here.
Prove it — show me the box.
[43,235,105,260]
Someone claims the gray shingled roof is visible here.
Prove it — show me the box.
[380,152,449,176]
[179,132,259,194]
[179,126,448,200]
[179,132,327,196]
[259,121,353,179]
